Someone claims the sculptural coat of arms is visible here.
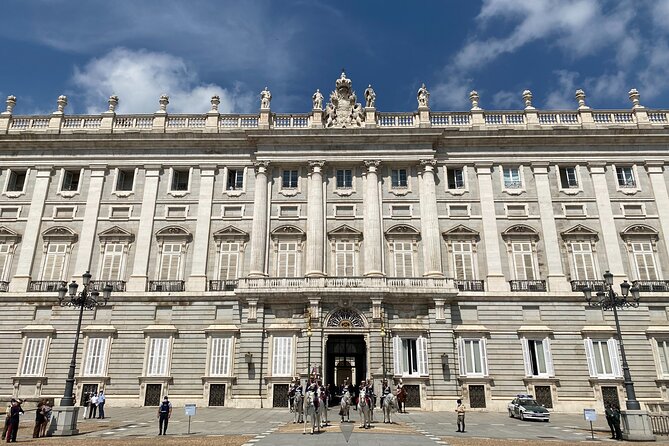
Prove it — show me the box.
[324,71,365,128]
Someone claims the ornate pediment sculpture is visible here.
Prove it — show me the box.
[324,71,365,128]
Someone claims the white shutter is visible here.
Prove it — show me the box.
[210,337,232,376]
[272,337,292,376]
[393,336,403,375]
[218,243,239,280]
[521,339,532,376]
[84,337,108,376]
[277,242,298,277]
[543,338,555,377]
[480,339,488,376]
[159,244,182,280]
[148,338,170,376]
[584,339,596,377]
[42,244,67,280]
[632,243,658,280]
[21,337,46,376]
[0,244,11,281]
[453,242,474,280]
[608,338,622,377]
[393,242,413,277]
[335,242,354,276]
[417,336,429,376]
[101,244,124,280]
[457,338,466,376]
[572,243,596,280]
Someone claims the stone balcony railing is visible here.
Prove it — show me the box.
[2,102,666,135]
[237,276,457,292]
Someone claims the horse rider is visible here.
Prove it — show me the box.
[380,379,392,408]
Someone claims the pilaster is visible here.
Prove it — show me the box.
[475,162,507,291]
[248,161,270,277]
[588,162,626,281]
[10,166,52,292]
[646,161,669,264]
[418,159,443,277]
[363,160,384,277]
[532,162,569,291]
[127,165,161,292]
[72,165,107,281]
[305,161,326,277]
[187,165,217,291]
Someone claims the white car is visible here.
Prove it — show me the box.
[508,394,550,422]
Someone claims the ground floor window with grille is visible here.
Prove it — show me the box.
[146,337,171,376]
[209,337,233,376]
[83,337,109,376]
[584,338,621,379]
[521,338,554,377]
[272,336,293,377]
[457,338,488,376]
[393,336,428,376]
[20,336,48,376]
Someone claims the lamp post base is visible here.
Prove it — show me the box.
[47,406,80,436]
[622,410,656,442]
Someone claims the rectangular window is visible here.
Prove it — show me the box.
[6,170,27,192]
[631,242,658,280]
[616,166,636,188]
[585,338,621,378]
[391,205,411,217]
[393,336,428,376]
[447,167,465,189]
[42,243,67,280]
[522,338,554,377]
[335,241,355,276]
[512,242,536,280]
[272,336,293,376]
[571,242,596,280]
[503,166,522,189]
[227,169,244,190]
[277,242,298,277]
[393,241,414,277]
[115,169,134,191]
[334,205,354,217]
[282,170,298,189]
[658,339,669,376]
[84,337,109,376]
[458,338,488,376]
[61,169,81,191]
[171,168,190,191]
[559,166,579,189]
[0,243,12,281]
[452,242,475,280]
[391,169,408,188]
[210,337,233,376]
[218,242,239,280]
[147,337,170,376]
[20,337,47,376]
[100,243,124,281]
[336,169,353,189]
[159,244,182,280]
[110,206,131,219]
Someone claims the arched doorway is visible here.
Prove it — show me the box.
[324,308,368,389]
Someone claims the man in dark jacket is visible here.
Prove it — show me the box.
[5,398,24,443]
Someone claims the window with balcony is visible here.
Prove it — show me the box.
[385,224,420,278]
[83,337,109,376]
[336,169,353,189]
[152,226,191,291]
[277,242,299,277]
[512,242,537,281]
[217,242,240,280]
[41,243,67,281]
[392,241,414,277]
[559,166,579,189]
[621,225,661,284]
[94,226,133,292]
[20,336,48,376]
[393,335,428,376]
[631,242,658,281]
[146,337,171,376]
[328,225,362,277]
[209,337,233,376]
[335,241,355,276]
[616,166,636,188]
[100,243,125,281]
[457,338,488,377]
[443,225,482,291]
[391,169,408,188]
[521,338,554,377]
[0,228,19,287]
[159,243,183,280]
[656,339,669,378]
[502,166,522,189]
[271,336,293,376]
[211,227,248,290]
[446,167,465,190]
[452,242,475,281]
[584,338,621,378]
[571,242,597,280]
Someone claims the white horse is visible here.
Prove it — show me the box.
[339,389,351,422]
[321,389,329,427]
[382,393,398,424]
[357,388,371,429]
[303,388,322,435]
[293,391,304,423]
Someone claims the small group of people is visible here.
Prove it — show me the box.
[32,399,52,438]
[3,398,24,443]
[83,390,106,419]
[605,403,623,440]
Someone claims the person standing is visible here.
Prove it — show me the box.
[605,403,616,439]
[611,404,623,440]
[39,401,51,438]
[89,393,98,419]
[97,390,106,419]
[455,399,466,433]
[32,400,45,438]
[157,396,172,435]
[5,398,24,442]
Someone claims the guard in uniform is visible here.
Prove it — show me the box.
[157,396,172,435]
[380,379,392,408]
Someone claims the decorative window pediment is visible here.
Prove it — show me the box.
[501,224,539,241]
[42,226,77,243]
[328,224,362,240]
[271,225,306,239]
[98,225,134,243]
[155,225,192,243]
[621,224,659,242]
[561,224,598,242]
[443,225,479,241]
[213,226,249,242]
[385,224,420,240]
[0,226,20,244]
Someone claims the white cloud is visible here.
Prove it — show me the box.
[585,71,627,103]
[71,48,254,114]
[430,76,473,110]
[491,90,520,109]
[544,70,579,109]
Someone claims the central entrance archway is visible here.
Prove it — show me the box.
[325,335,367,388]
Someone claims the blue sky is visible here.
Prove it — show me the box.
[1,0,668,115]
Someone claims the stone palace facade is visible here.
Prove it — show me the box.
[1,72,669,413]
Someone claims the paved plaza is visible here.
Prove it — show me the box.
[9,406,665,444]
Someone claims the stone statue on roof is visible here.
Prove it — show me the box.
[324,70,365,128]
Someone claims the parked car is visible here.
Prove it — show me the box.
[508,394,550,421]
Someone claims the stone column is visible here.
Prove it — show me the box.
[363,160,383,277]
[72,165,107,280]
[10,166,52,292]
[589,163,625,280]
[248,161,270,277]
[419,159,443,277]
[475,162,507,291]
[532,163,569,291]
[187,165,216,291]
[127,165,161,292]
[305,161,325,277]
[646,161,669,263]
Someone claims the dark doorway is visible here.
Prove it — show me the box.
[144,384,162,406]
[325,335,366,388]
[602,386,620,409]
[209,384,226,406]
[80,384,98,406]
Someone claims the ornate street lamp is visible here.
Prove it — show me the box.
[57,272,112,407]
[582,271,640,411]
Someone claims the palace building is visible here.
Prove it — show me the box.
[0,72,668,413]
